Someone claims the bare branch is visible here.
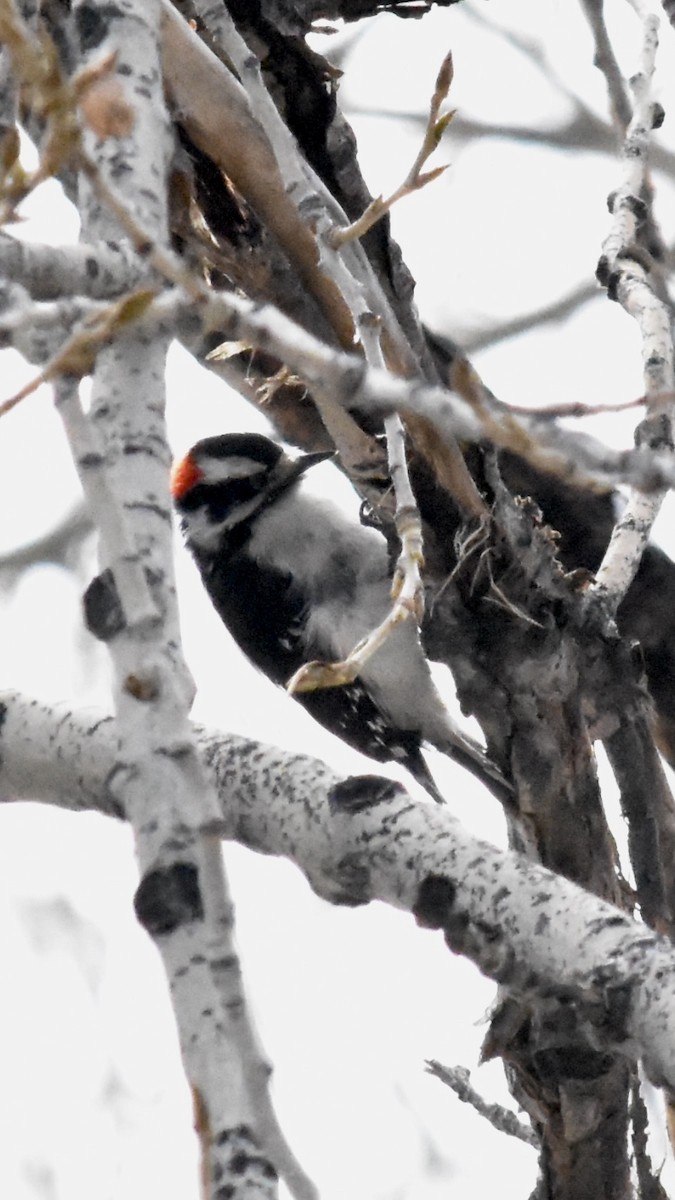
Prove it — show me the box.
[0,0,80,214]
[0,501,91,572]
[459,280,599,354]
[0,287,158,416]
[189,288,675,496]
[288,317,427,697]
[49,2,296,1194]
[426,1060,538,1147]
[579,0,633,130]
[330,51,453,248]
[590,9,674,616]
[6,272,675,508]
[0,230,150,300]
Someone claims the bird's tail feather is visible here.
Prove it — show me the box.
[437,736,513,805]
[404,748,448,805]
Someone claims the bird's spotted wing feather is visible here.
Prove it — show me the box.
[298,672,446,803]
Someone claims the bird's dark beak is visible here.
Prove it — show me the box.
[265,448,335,504]
[278,449,335,487]
[295,449,335,475]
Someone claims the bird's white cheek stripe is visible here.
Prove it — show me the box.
[181,507,226,550]
[202,455,268,482]
[183,486,280,546]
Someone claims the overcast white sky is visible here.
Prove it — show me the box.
[1,3,675,1198]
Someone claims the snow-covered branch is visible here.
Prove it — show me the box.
[3,688,675,1094]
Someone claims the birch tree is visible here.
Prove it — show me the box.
[1,1,675,1198]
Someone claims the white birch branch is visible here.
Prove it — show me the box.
[60,2,303,1195]
[6,244,675,515]
[0,281,93,363]
[185,288,675,497]
[72,5,261,1195]
[0,230,149,299]
[4,689,675,1094]
[5,279,675,500]
[590,9,675,616]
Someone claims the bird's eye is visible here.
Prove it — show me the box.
[206,475,267,520]
[175,482,211,513]
[175,471,268,525]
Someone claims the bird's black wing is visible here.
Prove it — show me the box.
[194,542,445,801]
[298,673,446,803]
[194,544,309,685]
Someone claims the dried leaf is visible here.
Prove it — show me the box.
[80,77,135,139]
[50,336,100,378]
[113,289,157,325]
[72,50,118,100]
[0,126,20,174]
[206,338,253,362]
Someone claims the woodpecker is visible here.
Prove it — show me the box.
[171,432,510,804]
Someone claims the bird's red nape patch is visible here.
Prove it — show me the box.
[170,453,203,499]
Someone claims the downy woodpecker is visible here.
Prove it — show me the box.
[171,432,510,804]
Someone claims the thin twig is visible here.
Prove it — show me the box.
[288,312,427,696]
[630,1076,670,1200]
[579,0,633,130]
[426,1060,539,1147]
[330,52,453,248]
[507,393,649,419]
[354,105,675,180]
[460,280,599,354]
[0,502,91,571]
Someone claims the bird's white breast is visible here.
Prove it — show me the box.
[248,488,455,741]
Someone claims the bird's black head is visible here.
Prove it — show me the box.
[191,432,284,474]
[170,432,333,549]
